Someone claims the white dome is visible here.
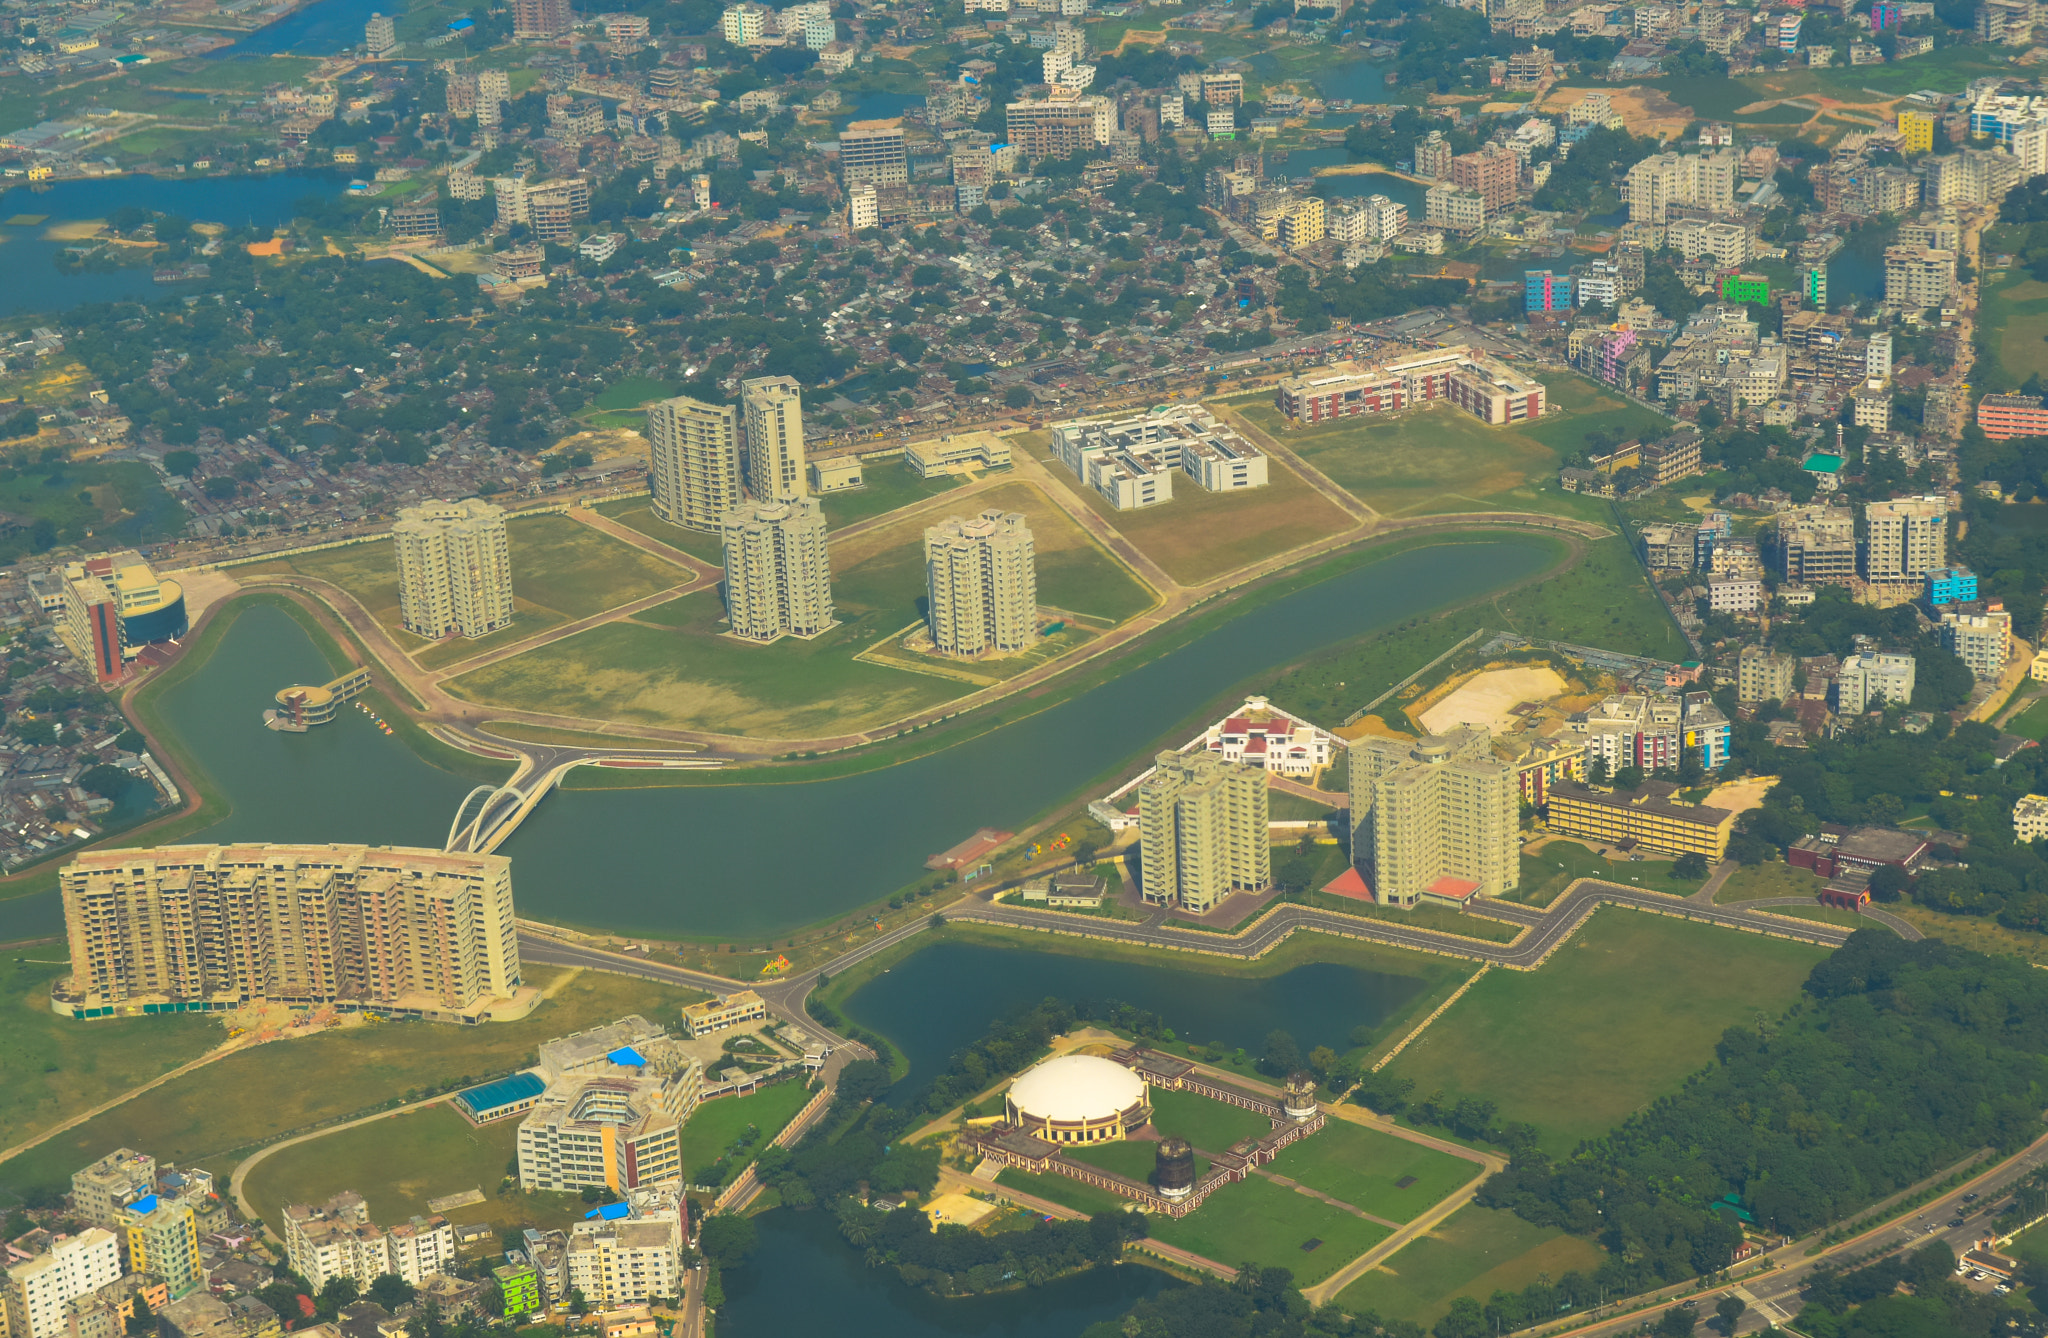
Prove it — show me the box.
[1007,1054,1146,1124]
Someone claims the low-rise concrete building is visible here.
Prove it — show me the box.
[282,1194,454,1294]
[1544,780,1736,860]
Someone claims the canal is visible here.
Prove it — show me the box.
[841,940,1430,1103]
[0,535,1554,943]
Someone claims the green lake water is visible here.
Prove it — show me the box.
[0,537,1551,942]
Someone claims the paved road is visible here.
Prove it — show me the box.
[953,876,1869,973]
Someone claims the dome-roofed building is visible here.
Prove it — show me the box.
[1005,1054,1151,1145]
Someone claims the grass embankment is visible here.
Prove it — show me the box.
[1147,1174,1390,1286]
[1510,839,1706,907]
[1714,861,1826,904]
[1335,1203,1606,1326]
[1381,909,1827,1157]
[0,965,706,1202]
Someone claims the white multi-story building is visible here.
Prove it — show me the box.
[740,376,806,503]
[1197,696,1340,779]
[1942,604,2013,680]
[1866,331,1893,380]
[925,511,1036,660]
[720,498,835,641]
[647,396,740,533]
[1864,495,1945,580]
[2016,794,2048,843]
[1708,575,1764,613]
[283,1195,455,1293]
[1048,406,1266,510]
[1666,218,1751,266]
[1884,245,1956,310]
[2,1231,121,1338]
[1837,652,1917,712]
[565,1214,680,1308]
[393,498,514,640]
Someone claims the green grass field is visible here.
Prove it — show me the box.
[995,1166,1134,1216]
[1335,1204,1606,1326]
[1382,909,1827,1156]
[1268,1122,1480,1225]
[241,1103,586,1237]
[590,376,674,412]
[1511,840,1705,907]
[1147,1173,1391,1285]
[1065,1138,1211,1183]
[1980,274,2048,390]
[817,462,965,530]
[1149,1087,1275,1152]
[239,514,690,665]
[0,954,220,1160]
[1715,861,1826,904]
[446,592,968,738]
[0,966,707,1202]
[595,500,726,564]
[682,1081,815,1182]
[1243,373,1668,520]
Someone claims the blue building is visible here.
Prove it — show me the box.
[1927,566,1979,606]
[1524,270,1573,314]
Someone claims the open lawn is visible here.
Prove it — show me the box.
[2007,694,2048,742]
[1981,273,2048,389]
[1147,1172,1391,1285]
[1241,373,1667,520]
[1512,840,1705,907]
[0,954,219,1159]
[0,966,708,1202]
[682,1081,814,1182]
[1268,1122,1480,1225]
[1885,902,2048,966]
[445,591,968,738]
[1065,1138,1209,1183]
[1715,860,1825,904]
[1381,909,1827,1156]
[241,1103,585,1237]
[995,1167,1133,1216]
[1298,892,1524,944]
[817,461,964,530]
[240,514,690,667]
[590,376,674,412]
[1149,1087,1275,1152]
[594,500,726,564]
[1049,426,1357,585]
[1334,1204,1606,1326]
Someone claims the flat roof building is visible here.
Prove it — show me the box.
[1349,728,1518,908]
[282,1194,454,1295]
[1544,780,1735,861]
[647,397,740,533]
[1138,750,1269,915]
[394,499,514,641]
[1049,406,1266,510]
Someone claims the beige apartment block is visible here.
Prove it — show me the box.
[1737,645,1796,705]
[282,1194,455,1293]
[69,1150,155,1229]
[647,396,740,532]
[1138,751,1270,914]
[925,511,1037,659]
[740,376,807,502]
[1349,729,1518,908]
[56,844,521,1019]
[1864,495,1946,580]
[3,1229,121,1338]
[393,499,514,640]
[720,498,835,642]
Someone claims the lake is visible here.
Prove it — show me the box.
[841,940,1429,1102]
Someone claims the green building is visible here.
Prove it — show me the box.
[1802,264,1827,308]
[118,1195,201,1299]
[495,1263,542,1319]
[1721,273,1770,306]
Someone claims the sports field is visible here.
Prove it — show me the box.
[241,1103,584,1237]
[1043,433,1358,585]
[1335,1204,1605,1326]
[1244,373,1668,519]
[1981,274,2048,387]
[1147,1173,1391,1285]
[0,966,707,1202]
[1381,909,1827,1155]
[682,1081,815,1182]
[237,514,693,670]
[0,955,219,1157]
[1267,1121,1480,1225]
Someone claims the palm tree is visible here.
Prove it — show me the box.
[864,1247,887,1271]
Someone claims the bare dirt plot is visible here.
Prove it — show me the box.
[1701,774,1778,817]
[1415,667,1567,735]
[1535,84,1692,140]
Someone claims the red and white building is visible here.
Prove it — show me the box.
[1979,393,2048,440]
[1197,696,1340,779]
[1275,345,1546,426]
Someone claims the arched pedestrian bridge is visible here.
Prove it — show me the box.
[438,728,723,854]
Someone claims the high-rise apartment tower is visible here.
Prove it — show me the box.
[1138,751,1270,914]
[719,498,835,642]
[925,511,1036,658]
[513,0,571,39]
[1864,495,1946,580]
[647,396,741,532]
[393,498,514,640]
[739,376,806,502]
[1348,729,1518,907]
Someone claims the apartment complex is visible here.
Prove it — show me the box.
[392,499,514,641]
[1836,651,1917,713]
[646,396,741,532]
[512,0,571,38]
[1571,691,1731,772]
[719,498,836,641]
[515,1017,704,1193]
[924,511,1037,659]
[1624,149,1739,223]
[563,1186,686,1308]
[838,119,907,186]
[1348,729,1519,908]
[1864,495,1947,581]
[1137,751,1270,915]
[117,1195,199,1300]
[1275,346,1546,426]
[56,844,521,1020]
[1942,603,2013,680]
[70,1150,156,1229]
[1048,406,1266,510]
[740,376,806,503]
[1773,505,1858,585]
[1544,780,1736,860]
[1884,245,1956,311]
[1737,645,1796,706]
[2,1230,121,1338]
[282,1194,455,1293]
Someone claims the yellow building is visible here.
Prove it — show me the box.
[1278,196,1326,250]
[1898,108,1936,154]
[681,990,767,1036]
[1544,780,1735,860]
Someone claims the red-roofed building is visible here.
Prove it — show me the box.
[1424,876,1481,905]
[1198,695,1339,779]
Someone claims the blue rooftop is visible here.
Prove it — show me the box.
[607,1046,647,1068]
[583,1203,631,1221]
[128,1195,159,1216]
[456,1071,546,1116]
